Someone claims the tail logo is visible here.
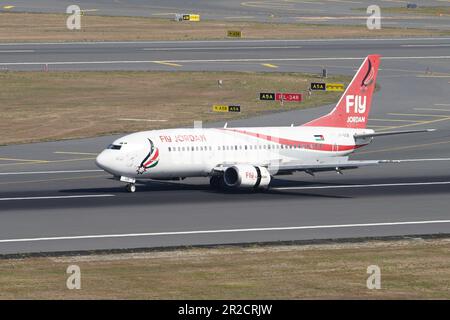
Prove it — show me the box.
[137,139,159,174]
[361,58,375,90]
[346,95,367,114]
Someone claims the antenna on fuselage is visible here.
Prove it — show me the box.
[224,122,228,128]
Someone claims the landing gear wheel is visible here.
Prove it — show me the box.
[126,183,136,193]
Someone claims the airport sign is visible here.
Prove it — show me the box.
[175,14,200,21]
[260,92,301,102]
[326,83,345,92]
[183,14,200,21]
[212,105,241,113]
[275,93,302,102]
[260,92,275,101]
[228,105,241,112]
[310,82,326,91]
[227,30,242,38]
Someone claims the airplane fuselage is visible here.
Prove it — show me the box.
[96,126,374,180]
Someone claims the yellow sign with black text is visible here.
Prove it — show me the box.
[326,83,345,92]
[183,14,200,21]
[213,105,241,113]
[227,30,242,38]
[213,105,229,112]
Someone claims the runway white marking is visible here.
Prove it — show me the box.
[2,56,450,66]
[0,220,450,243]
[224,16,255,19]
[118,118,168,122]
[0,50,34,53]
[0,194,114,201]
[273,181,450,191]
[0,170,103,175]
[0,38,449,46]
[141,46,303,51]
[401,44,450,47]
[165,56,450,63]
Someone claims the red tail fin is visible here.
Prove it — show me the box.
[303,54,380,129]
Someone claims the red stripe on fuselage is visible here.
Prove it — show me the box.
[222,128,362,152]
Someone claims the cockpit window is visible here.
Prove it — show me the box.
[107,144,122,150]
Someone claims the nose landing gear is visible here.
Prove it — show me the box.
[120,176,137,193]
[126,183,136,193]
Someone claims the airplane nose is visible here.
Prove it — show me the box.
[95,151,106,170]
[95,151,115,174]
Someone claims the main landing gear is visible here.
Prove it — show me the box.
[126,183,136,193]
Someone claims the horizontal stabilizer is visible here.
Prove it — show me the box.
[354,129,435,140]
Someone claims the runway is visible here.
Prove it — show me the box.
[1,37,450,254]
[5,0,450,29]
[1,37,450,72]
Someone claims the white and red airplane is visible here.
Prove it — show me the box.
[96,55,441,192]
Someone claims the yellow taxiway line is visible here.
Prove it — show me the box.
[0,157,95,167]
[0,157,45,163]
[0,174,107,185]
[357,140,450,155]
[261,63,279,68]
[414,108,450,112]
[377,115,450,132]
[54,151,98,156]
[153,61,182,67]
[369,118,424,123]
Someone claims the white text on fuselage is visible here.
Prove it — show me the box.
[159,134,207,143]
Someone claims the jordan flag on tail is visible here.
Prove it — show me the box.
[303,54,380,129]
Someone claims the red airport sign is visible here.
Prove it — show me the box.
[275,93,302,102]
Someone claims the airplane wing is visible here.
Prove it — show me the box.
[354,129,435,140]
[213,157,450,175]
[270,157,450,174]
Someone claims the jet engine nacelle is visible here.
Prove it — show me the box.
[223,165,271,189]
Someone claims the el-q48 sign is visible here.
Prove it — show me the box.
[259,92,302,102]
[346,95,367,124]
